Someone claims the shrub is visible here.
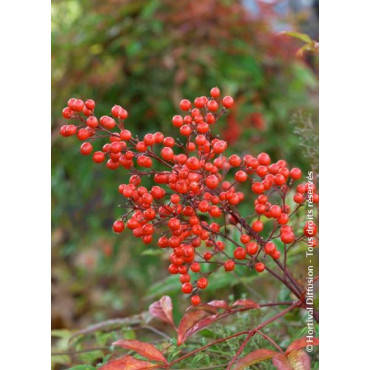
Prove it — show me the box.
[59,87,319,369]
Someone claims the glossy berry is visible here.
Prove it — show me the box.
[112,220,125,233]
[234,247,247,260]
[182,282,193,294]
[93,151,105,163]
[180,99,191,111]
[224,260,235,271]
[210,87,220,98]
[197,277,208,289]
[222,96,234,108]
[190,263,201,273]
[247,242,258,255]
[304,221,318,237]
[80,142,93,155]
[290,168,302,180]
[255,262,265,273]
[191,295,201,306]
[252,220,263,232]
[172,115,183,128]
[264,242,276,255]
[235,171,247,182]
[161,147,174,161]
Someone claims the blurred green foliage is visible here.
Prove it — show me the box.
[51,0,318,336]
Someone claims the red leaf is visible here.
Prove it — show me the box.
[113,339,167,364]
[232,299,260,309]
[186,303,218,314]
[272,353,294,370]
[100,355,157,370]
[234,348,278,369]
[149,295,176,330]
[288,350,311,370]
[181,313,220,343]
[177,309,216,345]
[207,300,229,310]
[286,337,319,354]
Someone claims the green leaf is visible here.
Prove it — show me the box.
[146,275,180,298]
[282,31,313,44]
[141,249,163,256]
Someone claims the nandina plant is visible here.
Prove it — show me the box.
[60,88,319,369]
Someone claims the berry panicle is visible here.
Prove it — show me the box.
[59,87,318,305]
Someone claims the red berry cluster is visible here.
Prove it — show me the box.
[60,88,318,305]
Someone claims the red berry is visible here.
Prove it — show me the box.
[197,277,208,289]
[229,155,242,167]
[186,157,200,171]
[190,263,201,272]
[194,97,206,108]
[270,205,282,218]
[168,264,178,274]
[271,250,281,259]
[76,129,88,141]
[304,221,318,237]
[180,124,192,136]
[119,109,128,120]
[182,282,193,294]
[205,175,219,189]
[240,234,250,244]
[290,168,302,180]
[207,100,218,112]
[80,142,93,155]
[180,274,191,283]
[281,232,295,244]
[120,129,132,141]
[86,116,99,128]
[264,242,276,255]
[255,262,265,273]
[161,147,174,161]
[72,99,84,112]
[252,220,263,232]
[154,132,164,143]
[293,193,304,203]
[213,140,227,154]
[234,247,247,260]
[111,105,123,117]
[203,251,212,260]
[180,99,191,111]
[274,174,286,186]
[224,260,235,271]
[62,107,73,119]
[92,151,105,163]
[144,133,156,146]
[235,170,247,182]
[172,115,183,128]
[100,116,116,130]
[222,96,234,109]
[198,200,210,213]
[210,87,220,98]
[251,182,264,194]
[163,137,175,147]
[257,153,271,166]
[85,99,95,110]
[191,295,201,306]
[113,220,125,233]
[246,242,258,255]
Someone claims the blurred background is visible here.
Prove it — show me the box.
[51,0,318,338]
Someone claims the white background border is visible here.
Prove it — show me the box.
[0,0,369,368]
